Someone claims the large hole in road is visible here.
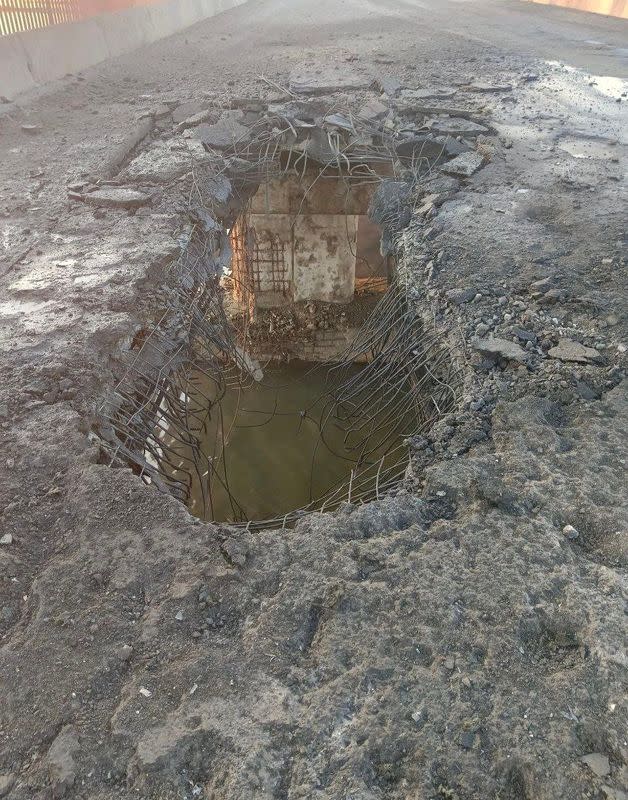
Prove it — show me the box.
[99,112,462,529]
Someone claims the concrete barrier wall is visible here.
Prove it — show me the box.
[528,0,628,18]
[0,0,248,101]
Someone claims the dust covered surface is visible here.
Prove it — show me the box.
[0,0,627,798]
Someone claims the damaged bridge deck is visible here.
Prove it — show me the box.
[0,1,626,798]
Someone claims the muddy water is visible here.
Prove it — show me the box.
[169,360,412,524]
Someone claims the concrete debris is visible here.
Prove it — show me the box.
[294,126,349,163]
[369,180,413,250]
[399,87,457,101]
[440,150,484,177]
[602,787,628,800]
[151,103,171,119]
[358,97,389,121]
[78,187,151,209]
[370,74,403,97]
[289,70,372,95]
[0,774,15,799]
[47,726,80,799]
[117,643,134,661]
[395,134,449,163]
[436,135,472,156]
[468,81,512,92]
[192,111,250,149]
[175,109,216,133]
[172,101,209,124]
[124,140,208,182]
[580,753,611,777]
[471,337,528,362]
[446,288,476,305]
[548,338,602,364]
[426,116,489,136]
[324,113,354,131]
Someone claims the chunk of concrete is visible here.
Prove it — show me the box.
[548,339,602,364]
[359,97,389,122]
[172,101,209,124]
[124,140,208,182]
[192,111,250,150]
[0,773,15,798]
[80,188,151,209]
[440,151,484,178]
[175,109,216,133]
[290,69,372,95]
[47,726,80,798]
[426,117,489,136]
[580,753,611,778]
[472,337,528,363]
[396,135,448,162]
[399,87,457,101]
[468,82,512,92]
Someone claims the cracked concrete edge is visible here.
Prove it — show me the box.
[0,0,250,102]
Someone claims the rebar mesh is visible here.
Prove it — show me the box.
[98,106,464,530]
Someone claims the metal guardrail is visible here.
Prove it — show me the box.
[0,0,152,35]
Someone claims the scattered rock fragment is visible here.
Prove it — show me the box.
[0,534,12,545]
[446,288,476,305]
[0,774,15,798]
[602,786,628,800]
[172,101,209,124]
[580,753,611,778]
[116,644,133,661]
[370,74,403,96]
[21,123,41,135]
[426,117,489,136]
[511,327,537,343]
[124,140,208,182]
[47,726,80,799]
[359,97,389,121]
[151,103,171,119]
[175,108,216,133]
[399,87,457,101]
[471,337,528,363]
[440,151,484,177]
[193,111,250,149]
[78,188,151,210]
[324,112,354,130]
[468,81,512,92]
[548,339,602,364]
[563,525,579,540]
[290,70,372,95]
[395,134,449,162]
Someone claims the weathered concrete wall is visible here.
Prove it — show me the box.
[293,214,357,304]
[247,172,385,306]
[248,212,358,306]
[528,0,628,18]
[0,0,248,101]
